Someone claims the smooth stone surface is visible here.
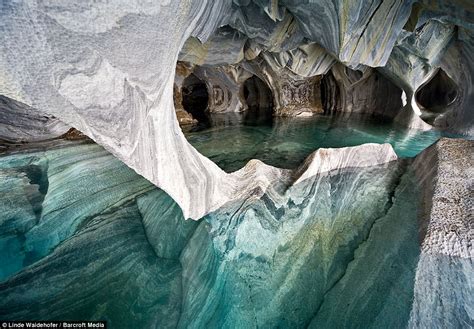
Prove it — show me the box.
[0,96,69,144]
[0,203,182,329]
[0,141,154,280]
[0,138,472,328]
[2,0,472,219]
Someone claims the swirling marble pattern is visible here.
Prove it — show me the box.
[0,96,69,144]
[1,0,473,219]
[0,1,472,327]
[0,136,472,328]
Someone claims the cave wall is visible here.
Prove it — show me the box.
[0,95,70,143]
[329,64,403,119]
[1,0,473,219]
[194,65,251,113]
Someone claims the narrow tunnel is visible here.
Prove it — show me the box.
[415,69,457,113]
[243,75,274,122]
[182,74,210,124]
[320,72,341,114]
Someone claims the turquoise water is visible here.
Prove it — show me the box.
[186,113,442,172]
[0,115,469,328]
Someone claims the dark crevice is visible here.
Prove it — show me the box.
[15,160,50,222]
[182,73,210,125]
[321,71,341,114]
[243,75,274,124]
[416,69,458,112]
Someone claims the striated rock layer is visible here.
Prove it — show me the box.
[1,0,473,219]
[0,138,471,327]
[409,138,473,328]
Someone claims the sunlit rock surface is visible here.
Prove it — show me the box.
[409,138,473,328]
[1,0,473,219]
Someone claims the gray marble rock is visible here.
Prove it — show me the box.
[0,95,70,143]
[409,138,473,328]
[1,0,473,220]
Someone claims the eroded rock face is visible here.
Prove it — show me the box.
[410,138,473,328]
[0,96,70,144]
[1,138,470,327]
[0,2,472,326]
[0,0,473,220]
[174,63,198,126]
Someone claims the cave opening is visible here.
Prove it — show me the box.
[320,72,341,114]
[243,75,274,123]
[415,69,457,113]
[182,74,210,124]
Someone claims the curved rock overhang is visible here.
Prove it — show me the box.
[0,0,473,219]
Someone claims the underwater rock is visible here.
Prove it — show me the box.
[178,158,405,328]
[308,167,421,328]
[137,189,199,259]
[0,137,472,327]
[0,203,183,329]
[0,142,155,279]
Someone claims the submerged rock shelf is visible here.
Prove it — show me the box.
[0,1,473,328]
[0,135,471,328]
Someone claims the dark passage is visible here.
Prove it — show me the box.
[243,76,274,123]
[321,72,341,114]
[416,69,457,112]
[182,74,209,124]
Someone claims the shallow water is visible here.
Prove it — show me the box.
[186,113,442,172]
[0,114,469,328]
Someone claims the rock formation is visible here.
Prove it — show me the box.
[1,0,472,219]
[0,1,472,327]
[0,137,471,327]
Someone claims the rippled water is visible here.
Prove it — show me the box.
[186,113,442,172]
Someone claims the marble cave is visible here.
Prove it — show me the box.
[0,1,473,328]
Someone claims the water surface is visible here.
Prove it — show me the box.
[185,113,442,172]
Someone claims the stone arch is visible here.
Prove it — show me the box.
[242,75,274,121]
[415,69,458,112]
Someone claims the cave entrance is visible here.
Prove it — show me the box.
[243,76,274,123]
[415,69,457,113]
[320,71,341,114]
[182,74,209,124]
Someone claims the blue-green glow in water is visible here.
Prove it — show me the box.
[186,113,442,172]
[0,114,469,328]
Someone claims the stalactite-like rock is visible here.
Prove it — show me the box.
[281,0,414,67]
